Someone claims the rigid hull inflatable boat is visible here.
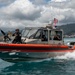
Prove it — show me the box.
[0,24,75,62]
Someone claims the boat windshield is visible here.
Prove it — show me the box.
[22,28,39,38]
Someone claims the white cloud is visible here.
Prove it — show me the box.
[30,0,49,5]
[37,0,75,24]
[0,0,15,6]
[1,0,41,20]
[0,0,75,29]
[51,0,67,2]
[0,0,42,29]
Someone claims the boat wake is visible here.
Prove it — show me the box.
[0,59,14,70]
[28,50,75,63]
[1,51,75,74]
[54,50,75,61]
[0,50,75,64]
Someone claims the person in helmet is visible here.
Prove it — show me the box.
[12,29,22,43]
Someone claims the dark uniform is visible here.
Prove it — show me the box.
[12,29,22,43]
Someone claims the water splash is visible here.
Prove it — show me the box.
[27,58,52,63]
[0,59,14,70]
[1,50,75,64]
[54,50,75,60]
[27,50,75,63]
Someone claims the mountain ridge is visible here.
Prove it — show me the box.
[59,23,75,35]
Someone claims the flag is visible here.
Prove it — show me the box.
[53,18,58,26]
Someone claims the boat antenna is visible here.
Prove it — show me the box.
[0,29,6,35]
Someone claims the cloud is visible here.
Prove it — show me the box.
[0,0,75,30]
[0,0,42,30]
[0,0,15,6]
[30,0,50,5]
[37,0,75,25]
[1,0,41,20]
[51,0,67,2]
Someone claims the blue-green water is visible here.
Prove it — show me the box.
[0,38,75,75]
[0,59,75,75]
[64,37,75,44]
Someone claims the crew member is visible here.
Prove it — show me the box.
[54,34,60,40]
[12,29,22,43]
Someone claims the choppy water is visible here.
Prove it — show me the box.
[0,38,75,75]
[0,51,75,75]
[64,37,75,45]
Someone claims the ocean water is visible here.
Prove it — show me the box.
[0,38,75,75]
[64,37,75,45]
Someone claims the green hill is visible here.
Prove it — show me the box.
[59,23,75,35]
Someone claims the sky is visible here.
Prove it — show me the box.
[0,0,74,30]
